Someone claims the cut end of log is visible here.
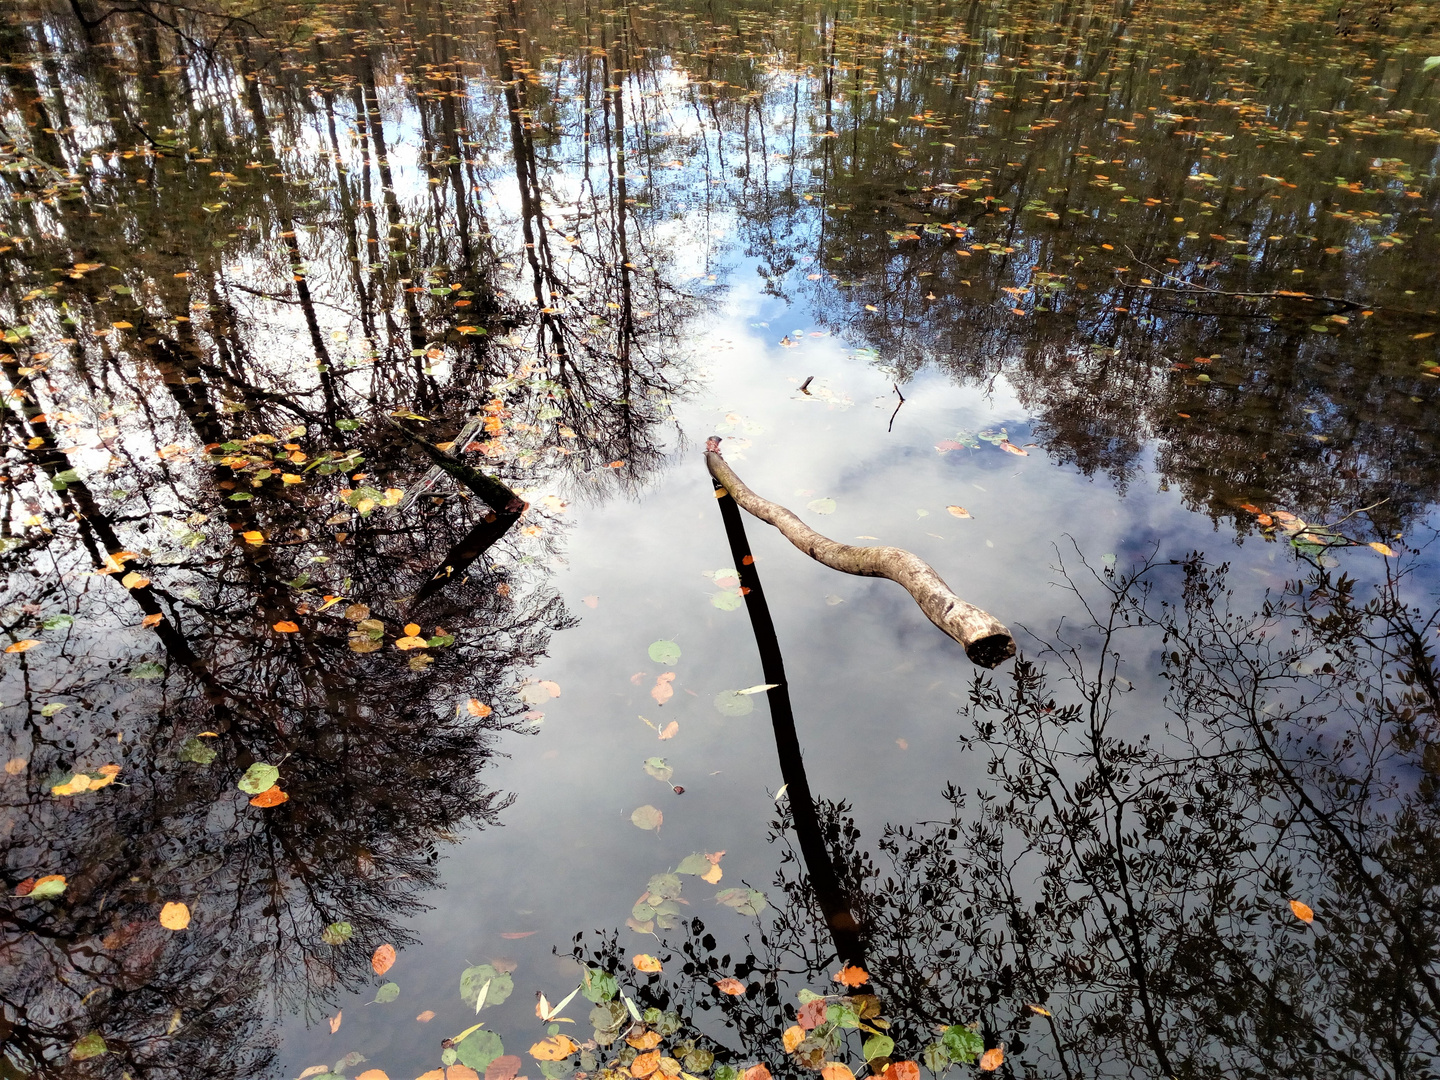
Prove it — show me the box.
[965,632,1017,669]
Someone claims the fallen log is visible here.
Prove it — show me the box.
[705,438,1015,668]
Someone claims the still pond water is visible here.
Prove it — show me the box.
[3,0,1440,1076]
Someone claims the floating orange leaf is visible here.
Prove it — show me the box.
[834,964,869,988]
[742,1066,772,1080]
[885,1063,919,1080]
[249,786,289,808]
[329,1010,342,1033]
[783,1026,805,1053]
[978,1048,1004,1072]
[466,699,493,717]
[531,1035,579,1061]
[1026,1004,1051,1017]
[241,530,264,545]
[142,613,164,628]
[416,1010,436,1022]
[629,1052,661,1078]
[273,621,300,633]
[486,1055,522,1080]
[633,953,663,973]
[715,978,746,996]
[372,943,396,975]
[652,672,675,705]
[1289,899,1315,924]
[159,902,190,930]
[821,1065,854,1080]
[6,640,40,654]
[356,1070,390,1080]
[628,1031,662,1050]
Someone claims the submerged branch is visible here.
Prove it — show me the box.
[705,439,1015,668]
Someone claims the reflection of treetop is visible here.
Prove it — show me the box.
[570,551,1440,1080]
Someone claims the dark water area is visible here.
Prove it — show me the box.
[2,0,1440,1076]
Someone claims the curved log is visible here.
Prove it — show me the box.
[705,440,1015,668]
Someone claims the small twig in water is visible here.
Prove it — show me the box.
[888,382,906,432]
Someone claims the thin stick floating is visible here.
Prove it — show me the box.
[705,439,1016,668]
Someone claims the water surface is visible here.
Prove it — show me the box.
[2,0,1440,1077]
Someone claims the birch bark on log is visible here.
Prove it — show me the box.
[705,442,1015,668]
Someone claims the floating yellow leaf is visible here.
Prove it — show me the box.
[395,635,428,650]
[1026,1004,1051,1017]
[241,530,264,545]
[159,901,190,930]
[783,1026,805,1053]
[946,506,972,519]
[821,1065,854,1080]
[120,571,150,589]
[530,1035,579,1061]
[1368,542,1397,557]
[628,1031,663,1050]
[52,774,92,795]
[282,473,303,484]
[633,953,663,972]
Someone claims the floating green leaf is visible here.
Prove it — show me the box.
[71,1033,107,1061]
[941,1024,984,1064]
[460,963,514,1008]
[321,921,354,945]
[179,737,217,765]
[129,661,165,680]
[374,981,400,1004]
[631,805,663,831]
[676,853,711,875]
[581,967,618,1004]
[643,757,673,783]
[237,762,279,795]
[713,691,755,717]
[456,1029,505,1071]
[806,497,836,515]
[30,876,67,899]
[711,591,743,611]
[648,639,681,665]
[715,887,767,916]
[863,1034,895,1061]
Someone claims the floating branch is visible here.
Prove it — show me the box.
[705,438,1015,668]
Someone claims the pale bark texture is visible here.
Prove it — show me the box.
[705,446,1015,668]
